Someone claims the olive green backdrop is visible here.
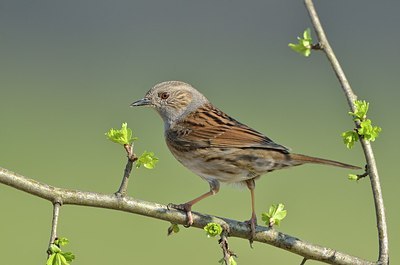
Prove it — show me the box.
[1,1,398,264]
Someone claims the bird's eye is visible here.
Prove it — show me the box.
[159,92,169,100]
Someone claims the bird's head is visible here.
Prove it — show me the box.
[131,81,209,126]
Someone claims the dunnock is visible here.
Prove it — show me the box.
[131,81,360,239]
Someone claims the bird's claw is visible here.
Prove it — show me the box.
[167,203,193,227]
[245,217,257,247]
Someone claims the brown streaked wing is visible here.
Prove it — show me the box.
[172,103,289,152]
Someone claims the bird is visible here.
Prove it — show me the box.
[130,80,360,239]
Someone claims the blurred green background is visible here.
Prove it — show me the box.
[1,1,398,264]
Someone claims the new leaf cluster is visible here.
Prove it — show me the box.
[105,123,158,169]
[204,222,223,238]
[288,28,313,57]
[261,203,287,227]
[47,238,75,265]
[105,122,137,145]
[218,256,237,265]
[135,151,159,169]
[342,100,382,149]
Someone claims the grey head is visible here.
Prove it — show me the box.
[130,81,209,128]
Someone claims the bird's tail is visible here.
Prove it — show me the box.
[290,153,361,170]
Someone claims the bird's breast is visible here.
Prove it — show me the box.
[165,140,285,183]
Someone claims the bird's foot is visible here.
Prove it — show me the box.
[244,216,257,247]
[167,203,193,227]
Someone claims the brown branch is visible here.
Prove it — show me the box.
[116,144,137,196]
[47,202,61,256]
[304,1,389,264]
[300,257,308,265]
[219,226,236,265]
[0,166,374,265]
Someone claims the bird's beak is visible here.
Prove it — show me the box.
[130,97,152,107]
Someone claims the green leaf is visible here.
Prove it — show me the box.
[47,237,75,265]
[55,254,63,265]
[349,100,369,121]
[49,244,62,254]
[261,203,287,226]
[229,256,237,265]
[288,43,311,57]
[348,174,358,181]
[303,27,311,40]
[167,223,180,235]
[358,119,381,141]
[105,122,138,145]
[47,253,67,265]
[203,222,223,238]
[342,130,359,149]
[54,237,69,247]
[136,151,159,169]
[343,100,381,148]
[47,248,75,265]
[370,126,382,141]
[62,252,76,263]
[218,256,238,265]
[58,253,68,265]
[172,224,180,233]
[288,28,313,57]
[47,254,56,265]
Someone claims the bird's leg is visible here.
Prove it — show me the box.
[245,179,257,245]
[168,180,220,227]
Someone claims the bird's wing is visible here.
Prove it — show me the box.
[168,104,289,152]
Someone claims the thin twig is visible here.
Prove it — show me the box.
[0,167,374,265]
[116,144,137,196]
[47,202,61,255]
[304,1,389,264]
[300,257,308,265]
[219,232,231,265]
[355,165,369,181]
[219,225,236,265]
